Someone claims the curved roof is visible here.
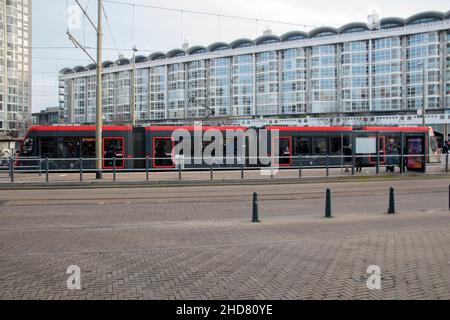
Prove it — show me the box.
[149,52,166,60]
[166,48,185,58]
[339,22,369,34]
[280,31,309,42]
[133,55,148,63]
[73,65,87,73]
[59,68,73,75]
[186,45,208,55]
[230,38,255,49]
[254,34,281,45]
[207,42,230,52]
[380,17,405,29]
[116,57,130,66]
[445,10,450,19]
[406,11,444,25]
[309,26,338,38]
[102,60,114,68]
[86,63,97,71]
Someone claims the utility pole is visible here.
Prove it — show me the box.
[418,61,426,127]
[422,63,426,127]
[130,46,137,126]
[95,0,103,179]
[66,0,103,179]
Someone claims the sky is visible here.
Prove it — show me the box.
[32,0,450,112]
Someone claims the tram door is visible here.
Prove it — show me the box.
[103,137,124,168]
[368,136,386,164]
[153,137,174,168]
[278,137,292,166]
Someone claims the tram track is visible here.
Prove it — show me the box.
[1,186,447,207]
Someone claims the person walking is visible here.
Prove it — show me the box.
[443,141,449,155]
[343,144,352,173]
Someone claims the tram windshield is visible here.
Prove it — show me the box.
[19,138,35,157]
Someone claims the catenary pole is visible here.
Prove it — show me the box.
[131,46,137,126]
[96,0,103,179]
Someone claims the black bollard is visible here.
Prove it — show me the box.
[388,187,395,214]
[252,192,260,223]
[325,188,332,218]
[448,185,450,211]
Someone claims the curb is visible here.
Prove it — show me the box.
[0,173,448,190]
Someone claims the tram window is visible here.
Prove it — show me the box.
[329,137,342,154]
[20,138,35,157]
[39,138,56,158]
[294,137,311,155]
[58,138,80,158]
[312,137,328,155]
[81,138,96,158]
[154,138,173,167]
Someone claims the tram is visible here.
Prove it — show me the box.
[16,124,435,172]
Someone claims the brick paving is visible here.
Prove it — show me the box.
[0,178,450,299]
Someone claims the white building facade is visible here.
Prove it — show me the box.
[0,0,31,137]
[59,11,450,131]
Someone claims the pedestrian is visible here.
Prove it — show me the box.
[355,154,363,173]
[386,144,399,173]
[443,141,449,154]
[343,144,352,173]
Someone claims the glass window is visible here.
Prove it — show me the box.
[39,138,56,158]
[294,137,311,155]
[330,137,342,154]
[20,138,34,157]
[58,138,80,158]
[81,138,96,158]
[312,137,328,154]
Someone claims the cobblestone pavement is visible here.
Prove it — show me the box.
[0,177,450,299]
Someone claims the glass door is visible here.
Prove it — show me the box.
[103,137,124,168]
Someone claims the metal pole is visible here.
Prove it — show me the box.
[422,64,426,127]
[400,132,405,174]
[388,187,395,214]
[38,156,42,176]
[9,157,14,183]
[241,164,244,179]
[326,155,329,177]
[351,149,355,176]
[45,157,49,183]
[325,188,332,218]
[80,157,83,182]
[448,184,450,211]
[252,192,260,223]
[113,157,116,181]
[446,153,448,173]
[376,132,380,175]
[95,0,103,180]
[178,163,182,180]
[146,156,149,181]
[130,46,137,126]
[210,164,213,180]
[298,155,302,178]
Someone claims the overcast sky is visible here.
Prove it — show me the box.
[32,0,450,112]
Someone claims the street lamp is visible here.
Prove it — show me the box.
[417,61,426,127]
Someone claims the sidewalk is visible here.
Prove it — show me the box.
[0,163,448,189]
